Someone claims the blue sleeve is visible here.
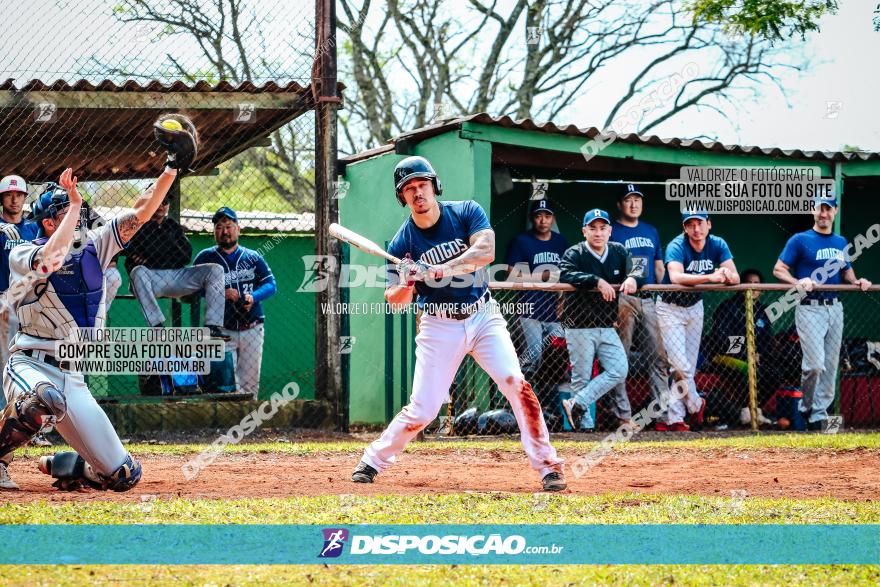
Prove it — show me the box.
[778,235,800,266]
[841,236,853,270]
[463,201,492,237]
[653,228,663,261]
[715,237,733,264]
[505,236,523,266]
[251,256,277,302]
[665,238,684,265]
[193,249,209,266]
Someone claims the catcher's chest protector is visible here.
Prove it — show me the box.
[25,238,104,331]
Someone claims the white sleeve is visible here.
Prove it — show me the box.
[9,243,44,276]
[89,213,128,269]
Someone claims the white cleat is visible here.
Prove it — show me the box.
[0,462,20,491]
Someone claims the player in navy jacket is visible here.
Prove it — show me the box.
[194,207,277,398]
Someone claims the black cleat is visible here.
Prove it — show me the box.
[542,472,567,492]
[351,461,378,483]
[208,325,231,342]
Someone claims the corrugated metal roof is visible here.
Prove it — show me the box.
[341,112,879,164]
[0,78,311,93]
[0,78,335,181]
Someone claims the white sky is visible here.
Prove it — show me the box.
[1,0,877,153]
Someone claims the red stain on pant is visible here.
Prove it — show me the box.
[404,423,425,433]
[518,380,543,440]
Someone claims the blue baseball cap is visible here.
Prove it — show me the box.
[813,197,838,209]
[618,183,644,201]
[529,198,554,216]
[682,210,710,223]
[583,208,611,226]
[212,206,238,224]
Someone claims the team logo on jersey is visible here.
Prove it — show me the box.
[419,238,468,266]
[815,248,845,262]
[685,259,714,273]
[319,528,349,558]
[624,237,655,250]
[532,252,560,265]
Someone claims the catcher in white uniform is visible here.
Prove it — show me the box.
[0,114,197,491]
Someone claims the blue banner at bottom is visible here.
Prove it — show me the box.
[0,525,877,564]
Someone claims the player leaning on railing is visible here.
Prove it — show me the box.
[0,113,195,491]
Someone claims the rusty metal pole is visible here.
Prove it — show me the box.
[314,0,345,430]
[744,289,759,432]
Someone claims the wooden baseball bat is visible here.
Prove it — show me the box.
[329,223,401,264]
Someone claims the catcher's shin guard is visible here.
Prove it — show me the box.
[0,383,66,463]
[41,451,142,492]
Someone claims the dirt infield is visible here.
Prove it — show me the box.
[2,447,878,503]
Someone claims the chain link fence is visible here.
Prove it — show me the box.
[440,284,880,436]
[0,0,331,434]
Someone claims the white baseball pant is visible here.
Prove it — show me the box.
[129,264,225,327]
[655,299,704,424]
[221,323,265,399]
[3,353,128,475]
[362,300,563,479]
[795,303,844,423]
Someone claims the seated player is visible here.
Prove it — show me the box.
[0,113,195,491]
[124,190,225,338]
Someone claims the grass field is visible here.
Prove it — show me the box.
[6,432,879,585]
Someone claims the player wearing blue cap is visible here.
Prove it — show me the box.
[656,211,739,431]
[0,175,39,383]
[505,198,569,381]
[773,198,872,431]
[559,208,641,431]
[609,184,668,426]
[194,207,277,398]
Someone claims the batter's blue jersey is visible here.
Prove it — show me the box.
[661,233,733,307]
[778,229,851,300]
[610,220,663,284]
[0,219,40,291]
[194,245,277,329]
[386,200,492,307]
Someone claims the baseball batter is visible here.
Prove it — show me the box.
[0,114,194,491]
[351,156,566,492]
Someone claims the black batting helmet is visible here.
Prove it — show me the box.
[393,156,443,206]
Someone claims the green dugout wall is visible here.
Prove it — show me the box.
[340,116,880,426]
[102,234,317,401]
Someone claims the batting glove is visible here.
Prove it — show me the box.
[396,254,429,283]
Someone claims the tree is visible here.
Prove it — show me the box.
[93,0,316,212]
[337,0,805,154]
[688,0,839,42]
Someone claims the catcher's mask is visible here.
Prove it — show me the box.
[31,183,88,237]
[393,156,443,207]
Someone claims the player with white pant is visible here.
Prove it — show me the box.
[0,113,192,491]
[351,156,566,492]
[773,197,872,431]
[656,211,739,431]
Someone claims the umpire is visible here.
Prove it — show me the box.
[194,207,277,398]
[773,197,872,431]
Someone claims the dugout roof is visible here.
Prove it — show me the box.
[0,78,340,182]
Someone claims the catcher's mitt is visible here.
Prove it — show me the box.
[154,113,199,174]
